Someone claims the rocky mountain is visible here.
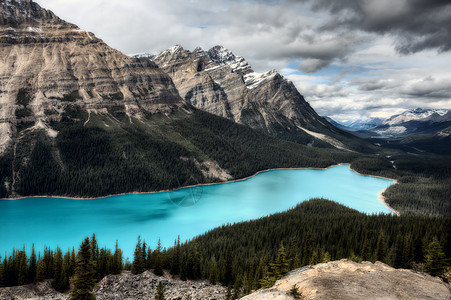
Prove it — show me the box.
[0,0,359,199]
[364,108,451,137]
[146,45,373,152]
[242,259,451,300]
[0,0,183,154]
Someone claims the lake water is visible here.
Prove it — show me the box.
[0,164,395,259]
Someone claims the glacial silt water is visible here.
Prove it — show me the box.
[0,164,395,258]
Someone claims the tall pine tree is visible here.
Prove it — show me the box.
[70,237,97,300]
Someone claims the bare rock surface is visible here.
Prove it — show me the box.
[149,45,353,150]
[0,0,184,153]
[241,259,451,300]
[0,270,227,300]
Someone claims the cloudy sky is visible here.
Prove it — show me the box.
[35,0,451,122]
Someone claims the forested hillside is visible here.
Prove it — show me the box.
[1,199,449,297]
[0,107,359,199]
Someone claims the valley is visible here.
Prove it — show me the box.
[0,0,449,299]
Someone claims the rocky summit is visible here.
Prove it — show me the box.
[148,45,364,151]
[0,0,183,153]
[241,259,451,300]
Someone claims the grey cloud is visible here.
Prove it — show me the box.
[402,78,451,98]
[330,67,359,84]
[298,58,331,73]
[299,0,451,54]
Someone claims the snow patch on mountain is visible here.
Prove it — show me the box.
[130,52,154,59]
[384,108,449,126]
[207,45,252,75]
[244,70,278,89]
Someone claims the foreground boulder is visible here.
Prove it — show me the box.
[241,259,450,300]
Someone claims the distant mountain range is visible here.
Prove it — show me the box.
[327,108,451,155]
[323,116,385,131]
[370,108,451,137]
[328,108,451,138]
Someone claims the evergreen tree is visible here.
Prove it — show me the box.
[392,235,404,268]
[322,251,331,263]
[170,236,181,275]
[186,243,200,279]
[287,239,299,269]
[374,231,387,263]
[302,230,313,265]
[43,247,54,279]
[29,244,37,284]
[52,247,69,292]
[425,237,447,276]
[132,236,145,275]
[223,244,233,286]
[113,241,123,275]
[361,237,371,261]
[208,256,218,284]
[225,284,232,300]
[146,245,152,269]
[310,244,321,265]
[155,281,166,300]
[413,237,424,262]
[143,241,148,269]
[35,255,45,283]
[69,247,76,277]
[17,248,28,286]
[153,238,163,276]
[270,243,290,279]
[70,237,97,300]
[91,234,99,279]
[402,233,413,267]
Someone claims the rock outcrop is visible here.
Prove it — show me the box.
[0,270,227,299]
[148,45,363,150]
[241,259,451,300]
[0,0,184,153]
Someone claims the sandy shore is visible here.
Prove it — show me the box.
[1,163,399,215]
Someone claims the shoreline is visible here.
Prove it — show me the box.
[1,163,399,215]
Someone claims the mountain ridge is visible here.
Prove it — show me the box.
[0,0,361,199]
[147,44,374,152]
[0,0,184,153]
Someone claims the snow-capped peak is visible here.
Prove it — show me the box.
[384,108,450,125]
[167,44,184,55]
[130,53,154,59]
[207,45,252,75]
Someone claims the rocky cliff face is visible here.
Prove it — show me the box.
[241,259,451,300]
[149,45,361,150]
[0,0,184,153]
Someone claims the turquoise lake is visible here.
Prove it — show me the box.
[0,164,395,259]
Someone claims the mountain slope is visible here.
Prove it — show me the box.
[0,0,359,199]
[0,0,183,154]
[148,45,375,152]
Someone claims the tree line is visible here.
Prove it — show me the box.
[0,234,122,298]
[1,200,449,298]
